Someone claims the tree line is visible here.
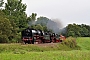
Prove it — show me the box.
[62,23,90,37]
[0,0,90,43]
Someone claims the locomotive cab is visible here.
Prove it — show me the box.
[21,28,34,44]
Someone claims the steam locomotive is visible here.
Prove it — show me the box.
[21,27,63,44]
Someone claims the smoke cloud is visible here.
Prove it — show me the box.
[47,19,63,34]
[28,17,64,34]
[28,20,36,26]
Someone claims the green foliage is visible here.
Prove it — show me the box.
[9,32,21,43]
[0,35,9,43]
[15,32,21,43]
[1,0,29,43]
[36,16,49,26]
[36,17,49,31]
[43,26,48,32]
[4,0,28,29]
[36,16,53,32]
[34,24,43,30]
[61,37,79,49]
[67,31,75,37]
[0,10,13,43]
[28,16,50,32]
[0,0,4,7]
[80,24,89,37]
[0,17,12,36]
[66,23,90,37]
[27,13,37,21]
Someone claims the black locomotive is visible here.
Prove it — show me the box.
[21,27,61,44]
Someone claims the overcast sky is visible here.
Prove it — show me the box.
[5,0,90,27]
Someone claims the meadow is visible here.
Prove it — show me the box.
[0,37,90,60]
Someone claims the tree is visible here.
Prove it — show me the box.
[82,24,90,37]
[36,17,50,32]
[28,16,50,32]
[43,26,48,32]
[1,0,28,42]
[36,16,49,26]
[66,24,74,37]
[79,24,89,37]
[3,0,27,29]
[66,23,90,37]
[27,13,37,22]
[30,13,37,21]
[66,23,81,37]
[67,31,75,37]
[0,0,4,7]
[27,13,37,26]
[33,24,43,31]
[0,10,13,43]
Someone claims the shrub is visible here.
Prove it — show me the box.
[10,32,21,43]
[15,32,21,43]
[62,37,77,48]
[0,35,9,43]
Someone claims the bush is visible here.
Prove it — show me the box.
[62,37,77,48]
[10,32,21,43]
[15,32,21,43]
[10,39,17,43]
[0,35,9,43]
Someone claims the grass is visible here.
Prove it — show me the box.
[0,43,74,53]
[0,37,90,60]
[76,37,90,50]
[0,50,90,60]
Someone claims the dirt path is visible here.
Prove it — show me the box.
[34,43,59,47]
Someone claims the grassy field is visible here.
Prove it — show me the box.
[76,37,90,50]
[0,50,90,60]
[0,37,90,60]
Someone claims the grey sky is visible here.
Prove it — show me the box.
[5,0,90,27]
